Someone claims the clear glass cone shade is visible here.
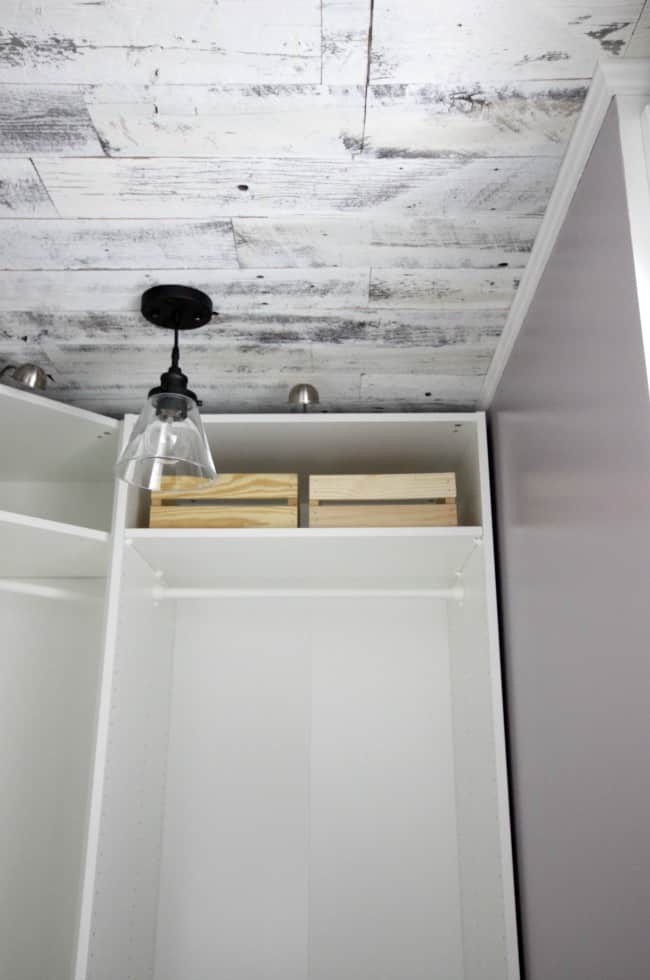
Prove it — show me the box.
[115,392,217,491]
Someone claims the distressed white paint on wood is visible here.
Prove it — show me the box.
[0,308,505,347]
[369,0,643,83]
[1,0,321,49]
[369,268,519,309]
[38,328,497,384]
[0,219,238,270]
[0,86,103,156]
[0,42,321,86]
[0,0,321,84]
[55,372,367,416]
[0,269,370,312]
[233,215,538,268]
[360,373,485,409]
[363,82,586,158]
[86,85,364,158]
[321,0,371,84]
[309,340,498,376]
[0,158,57,217]
[624,4,650,56]
[33,156,559,218]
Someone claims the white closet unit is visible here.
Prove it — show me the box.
[0,385,118,980]
[79,412,518,980]
[1,396,519,980]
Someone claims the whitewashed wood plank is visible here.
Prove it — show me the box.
[363,81,586,158]
[33,156,559,219]
[1,0,320,50]
[0,86,103,155]
[0,43,321,87]
[322,1,371,85]
[370,1,642,82]
[0,269,370,313]
[360,373,484,409]
[0,158,57,217]
[0,219,238,270]
[0,1,321,84]
[309,340,498,376]
[233,215,538,268]
[0,309,505,348]
[625,4,650,56]
[85,85,364,158]
[369,268,519,310]
[45,373,366,416]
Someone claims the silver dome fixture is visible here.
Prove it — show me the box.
[288,382,320,412]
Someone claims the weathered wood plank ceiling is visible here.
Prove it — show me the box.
[0,1,648,414]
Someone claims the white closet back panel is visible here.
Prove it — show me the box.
[0,590,102,980]
[154,600,311,980]
[309,598,463,980]
[153,596,463,980]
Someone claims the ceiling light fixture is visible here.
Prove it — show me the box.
[288,382,320,412]
[115,284,217,491]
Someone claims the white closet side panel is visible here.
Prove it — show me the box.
[447,547,508,980]
[0,590,102,980]
[309,597,464,980]
[88,549,176,980]
[154,599,311,980]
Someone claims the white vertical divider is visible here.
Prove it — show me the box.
[74,420,132,980]
[88,546,176,980]
[475,413,520,980]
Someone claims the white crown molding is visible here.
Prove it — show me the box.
[480,58,650,409]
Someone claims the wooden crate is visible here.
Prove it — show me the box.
[308,473,457,528]
[149,473,298,529]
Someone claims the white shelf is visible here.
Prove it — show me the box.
[127,526,482,591]
[0,383,117,482]
[0,510,109,578]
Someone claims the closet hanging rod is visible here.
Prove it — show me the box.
[151,586,464,601]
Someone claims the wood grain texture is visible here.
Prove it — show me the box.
[309,473,456,501]
[359,373,486,410]
[321,0,371,84]
[0,0,632,414]
[151,473,298,504]
[0,159,57,217]
[232,215,538,268]
[309,502,458,528]
[0,267,515,314]
[149,472,299,528]
[150,503,298,529]
[625,4,650,56]
[32,156,559,219]
[0,86,103,155]
[86,85,365,158]
[0,308,506,346]
[363,82,586,158]
[0,219,238,270]
[0,1,322,84]
[369,0,643,82]
[0,269,370,312]
[369,269,519,310]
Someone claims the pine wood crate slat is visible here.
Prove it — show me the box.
[149,473,298,528]
[308,473,457,528]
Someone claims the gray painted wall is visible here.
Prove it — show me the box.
[489,103,650,980]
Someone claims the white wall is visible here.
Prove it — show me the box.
[0,590,102,980]
[490,103,650,980]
